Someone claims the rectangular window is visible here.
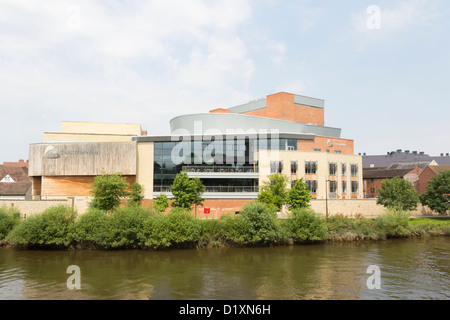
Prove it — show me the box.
[306,180,317,193]
[329,162,337,175]
[351,164,358,177]
[329,180,337,193]
[335,150,341,154]
[291,180,296,188]
[342,180,347,193]
[351,181,358,193]
[370,188,375,193]
[290,161,298,174]
[342,163,347,175]
[270,161,283,174]
[305,161,317,174]
[314,148,321,152]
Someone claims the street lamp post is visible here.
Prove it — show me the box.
[325,179,330,219]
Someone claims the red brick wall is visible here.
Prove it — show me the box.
[416,167,436,194]
[142,198,255,218]
[298,136,354,155]
[243,92,325,126]
[363,178,384,198]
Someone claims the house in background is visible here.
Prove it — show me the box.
[415,165,450,194]
[363,161,436,198]
[0,161,32,200]
[362,149,450,169]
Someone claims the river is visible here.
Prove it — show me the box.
[0,237,448,300]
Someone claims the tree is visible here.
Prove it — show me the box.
[170,171,205,210]
[90,172,130,211]
[376,177,420,211]
[153,194,169,213]
[128,183,145,207]
[420,170,450,215]
[257,174,289,212]
[287,178,312,210]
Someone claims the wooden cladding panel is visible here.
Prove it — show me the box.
[41,176,136,196]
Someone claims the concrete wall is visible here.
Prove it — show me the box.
[29,142,137,177]
[308,199,442,218]
[0,197,91,217]
[1,198,443,219]
[1,200,70,217]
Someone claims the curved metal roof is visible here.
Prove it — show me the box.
[169,113,341,138]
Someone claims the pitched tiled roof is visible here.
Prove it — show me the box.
[428,165,450,175]
[0,165,31,182]
[363,168,413,179]
[363,152,450,168]
[0,165,32,196]
[388,161,432,170]
[0,182,31,196]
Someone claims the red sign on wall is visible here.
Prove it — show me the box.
[204,207,210,214]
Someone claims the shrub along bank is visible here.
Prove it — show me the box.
[0,203,449,250]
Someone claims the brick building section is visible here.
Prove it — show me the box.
[298,136,354,155]
[242,92,325,126]
[415,165,450,194]
[142,198,254,218]
[363,168,418,198]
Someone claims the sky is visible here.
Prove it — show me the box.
[1,0,449,162]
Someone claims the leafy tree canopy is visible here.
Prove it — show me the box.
[376,177,419,211]
[420,170,450,215]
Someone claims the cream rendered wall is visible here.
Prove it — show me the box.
[61,121,142,135]
[43,132,135,142]
[136,142,154,199]
[44,121,143,142]
[256,150,364,199]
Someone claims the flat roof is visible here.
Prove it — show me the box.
[133,132,316,143]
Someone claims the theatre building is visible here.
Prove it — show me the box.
[28,92,363,216]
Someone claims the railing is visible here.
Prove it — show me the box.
[182,166,259,173]
[153,185,259,193]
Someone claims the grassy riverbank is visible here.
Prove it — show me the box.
[0,203,449,250]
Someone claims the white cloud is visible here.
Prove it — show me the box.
[266,41,287,66]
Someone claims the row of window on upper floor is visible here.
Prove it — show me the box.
[270,161,359,176]
[293,179,359,194]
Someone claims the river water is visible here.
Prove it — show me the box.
[0,238,448,300]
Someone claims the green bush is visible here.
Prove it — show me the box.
[72,208,111,248]
[287,208,328,242]
[219,202,283,245]
[0,206,21,240]
[374,209,412,238]
[325,215,382,241]
[198,218,223,247]
[138,208,201,249]
[107,206,153,248]
[7,205,77,248]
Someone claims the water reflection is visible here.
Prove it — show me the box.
[0,238,448,300]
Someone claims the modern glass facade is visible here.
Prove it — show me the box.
[153,138,297,192]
